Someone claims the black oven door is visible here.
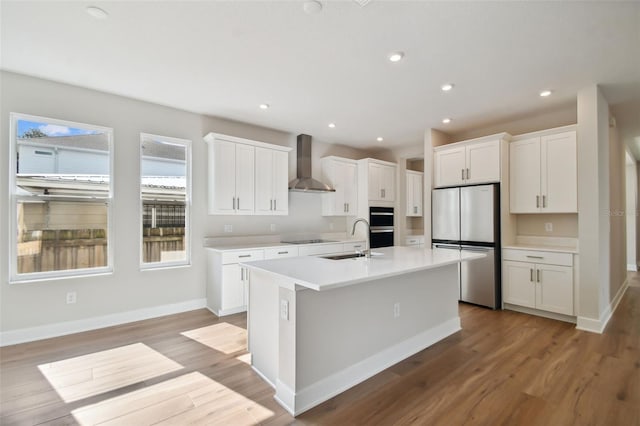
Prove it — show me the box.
[369,207,394,227]
[370,227,394,248]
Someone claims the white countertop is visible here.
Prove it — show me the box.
[205,238,357,252]
[241,246,485,291]
[502,244,578,254]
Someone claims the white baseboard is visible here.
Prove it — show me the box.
[0,298,207,347]
[207,305,247,318]
[576,279,629,334]
[503,304,576,324]
[627,263,638,272]
[275,317,461,416]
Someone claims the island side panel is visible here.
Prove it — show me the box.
[292,264,459,413]
[248,269,281,387]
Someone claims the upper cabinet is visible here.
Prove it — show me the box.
[204,133,292,215]
[321,156,358,216]
[510,129,577,213]
[361,159,396,202]
[433,135,506,188]
[406,170,423,217]
[255,147,289,215]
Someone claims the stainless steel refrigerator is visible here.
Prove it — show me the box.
[431,183,501,309]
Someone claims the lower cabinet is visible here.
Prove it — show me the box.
[502,249,574,316]
[207,241,365,317]
[405,235,425,247]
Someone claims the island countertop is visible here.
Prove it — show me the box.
[241,246,484,291]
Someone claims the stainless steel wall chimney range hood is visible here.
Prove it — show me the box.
[288,134,335,192]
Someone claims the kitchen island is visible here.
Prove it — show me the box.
[241,246,484,416]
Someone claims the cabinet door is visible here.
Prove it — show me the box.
[209,140,237,214]
[466,140,500,184]
[221,264,246,311]
[322,159,346,215]
[434,146,466,187]
[254,147,273,214]
[368,163,382,201]
[343,161,357,215]
[541,131,577,213]
[235,144,255,214]
[536,264,573,315]
[272,150,289,215]
[509,138,541,213]
[380,164,395,201]
[503,260,536,308]
[406,172,423,217]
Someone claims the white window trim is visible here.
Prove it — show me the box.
[9,112,115,283]
[139,133,192,270]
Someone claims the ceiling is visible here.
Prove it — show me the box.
[1,1,639,150]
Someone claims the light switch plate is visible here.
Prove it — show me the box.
[545,222,553,232]
[224,224,233,233]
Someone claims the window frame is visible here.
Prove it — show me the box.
[139,133,192,270]
[9,112,115,283]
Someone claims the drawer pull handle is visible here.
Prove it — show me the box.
[526,255,544,259]
[238,254,251,258]
[353,245,362,248]
[278,251,289,255]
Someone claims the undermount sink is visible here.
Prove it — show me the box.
[322,252,384,260]
[322,253,366,260]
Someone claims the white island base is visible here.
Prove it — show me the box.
[243,247,482,416]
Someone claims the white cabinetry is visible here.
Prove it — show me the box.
[502,249,574,316]
[358,158,396,203]
[406,171,423,217]
[204,133,291,216]
[321,156,358,216]
[206,241,365,316]
[255,147,289,215]
[509,129,577,213]
[405,235,425,247]
[207,249,264,316]
[207,139,254,215]
[434,136,504,188]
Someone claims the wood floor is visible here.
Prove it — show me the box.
[2,276,639,426]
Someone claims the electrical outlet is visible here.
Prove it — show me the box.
[393,302,400,318]
[280,299,289,321]
[66,292,77,304]
[224,224,233,233]
[329,222,334,231]
[545,222,553,232]
[270,224,276,232]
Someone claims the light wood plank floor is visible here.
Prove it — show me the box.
[2,275,639,425]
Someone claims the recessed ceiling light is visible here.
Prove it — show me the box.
[328,123,336,128]
[377,137,384,142]
[441,83,454,92]
[259,103,270,110]
[442,118,452,124]
[539,90,552,97]
[303,0,323,14]
[86,6,108,19]
[388,52,404,62]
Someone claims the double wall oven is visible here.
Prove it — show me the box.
[369,207,394,248]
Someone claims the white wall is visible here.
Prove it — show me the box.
[625,158,637,270]
[0,71,374,335]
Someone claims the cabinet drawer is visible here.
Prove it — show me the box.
[343,241,366,252]
[299,243,345,256]
[222,250,265,265]
[502,249,572,266]
[405,236,425,246]
[264,246,299,260]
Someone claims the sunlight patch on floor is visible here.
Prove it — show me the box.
[180,322,247,355]
[38,342,183,403]
[71,371,274,425]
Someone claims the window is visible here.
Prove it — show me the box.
[140,133,191,268]
[9,113,114,282]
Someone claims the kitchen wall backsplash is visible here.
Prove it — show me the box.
[516,213,578,237]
